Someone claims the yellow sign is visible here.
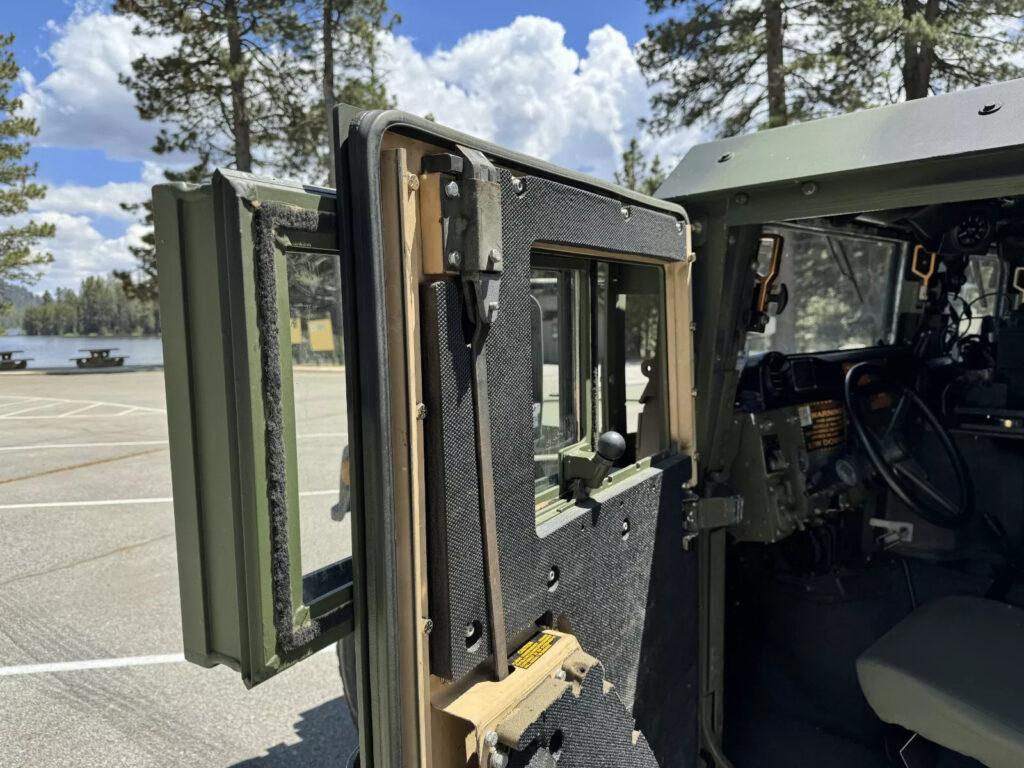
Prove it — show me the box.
[308,316,334,352]
[289,317,302,345]
[511,632,559,670]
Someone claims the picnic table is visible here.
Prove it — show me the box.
[0,349,32,370]
[71,347,127,369]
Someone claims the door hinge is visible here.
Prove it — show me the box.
[683,492,743,533]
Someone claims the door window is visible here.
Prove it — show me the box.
[530,253,668,514]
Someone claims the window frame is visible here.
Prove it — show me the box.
[530,249,671,525]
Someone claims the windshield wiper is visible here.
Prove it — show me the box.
[827,236,865,304]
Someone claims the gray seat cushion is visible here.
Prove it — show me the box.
[857,596,1024,768]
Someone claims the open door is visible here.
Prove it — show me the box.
[154,171,355,687]
[340,111,703,768]
[154,107,705,768]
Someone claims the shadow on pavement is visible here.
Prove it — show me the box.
[232,697,358,767]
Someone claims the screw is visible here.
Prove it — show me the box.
[405,172,421,191]
[620,205,631,220]
[691,220,703,235]
[548,568,556,583]
[444,180,460,199]
[465,622,476,638]
[416,403,427,420]
[979,102,1002,115]
[554,669,567,681]
[718,152,733,163]
[423,618,433,634]
[447,250,462,268]
[489,752,507,768]
[801,181,818,196]
[489,248,503,265]
[734,192,749,205]
[622,519,630,534]
[675,220,684,234]
[511,176,525,195]
[485,731,499,747]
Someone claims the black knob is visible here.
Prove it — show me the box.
[596,431,626,463]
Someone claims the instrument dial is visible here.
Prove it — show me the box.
[954,213,991,250]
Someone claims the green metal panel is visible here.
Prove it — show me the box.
[154,170,352,687]
[659,78,1024,203]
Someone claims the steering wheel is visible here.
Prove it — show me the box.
[844,362,974,529]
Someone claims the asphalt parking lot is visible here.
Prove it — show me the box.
[0,369,356,767]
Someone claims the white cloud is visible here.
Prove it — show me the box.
[12,210,144,294]
[19,8,177,162]
[13,12,705,295]
[382,17,702,181]
[31,181,150,223]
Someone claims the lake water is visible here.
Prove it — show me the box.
[0,336,164,369]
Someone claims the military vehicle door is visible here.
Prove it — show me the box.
[337,111,704,768]
[154,170,357,688]
[154,108,706,768]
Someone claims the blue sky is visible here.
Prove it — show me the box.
[4,1,698,292]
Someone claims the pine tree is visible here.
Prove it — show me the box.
[0,33,54,288]
[826,1,1024,103]
[114,0,311,173]
[614,138,667,196]
[638,1,833,137]
[639,1,1024,138]
[280,0,398,186]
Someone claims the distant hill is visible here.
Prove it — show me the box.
[0,280,41,332]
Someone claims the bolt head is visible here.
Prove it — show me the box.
[554,669,567,681]
[734,192,749,205]
[485,731,499,747]
[621,520,630,533]
[447,250,462,268]
[465,622,476,638]
[548,568,556,582]
[444,180,460,199]
[801,181,818,196]
[511,177,525,194]
[620,206,631,220]
[489,753,506,768]
[423,618,433,634]
[718,152,734,163]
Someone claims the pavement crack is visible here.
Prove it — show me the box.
[0,533,174,587]
[0,446,166,486]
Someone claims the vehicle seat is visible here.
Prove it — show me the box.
[857,596,1024,768]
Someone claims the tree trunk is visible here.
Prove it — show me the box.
[225,0,253,172]
[902,0,940,100]
[765,0,787,127]
[323,0,337,187]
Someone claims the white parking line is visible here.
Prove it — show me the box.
[0,433,347,452]
[0,654,185,676]
[0,440,169,452]
[0,645,335,677]
[0,489,337,511]
[0,397,166,419]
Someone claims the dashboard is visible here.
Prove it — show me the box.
[728,347,910,543]
[735,347,914,413]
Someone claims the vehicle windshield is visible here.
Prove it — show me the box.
[744,224,903,355]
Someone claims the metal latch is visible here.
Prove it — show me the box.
[683,493,744,533]
[422,145,508,681]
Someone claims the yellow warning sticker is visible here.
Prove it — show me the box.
[802,399,846,452]
[511,632,559,670]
